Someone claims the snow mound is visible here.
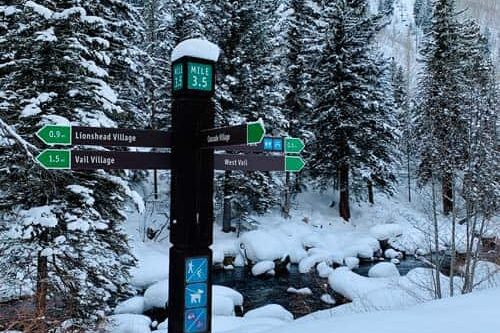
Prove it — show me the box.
[114,296,145,315]
[320,294,336,305]
[171,38,220,62]
[317,262,334,278]
[108,314,151,333]
[213,295,235,316]
[244,304,294,322]
[251,260,275,276]
[214,285,244,307]
[384,249,403,259]
[144,279,168,310]
[368,262,400,278]
[370,223,404,240]
[241,230,288,263]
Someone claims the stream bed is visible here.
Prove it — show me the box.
[212,257,427,318]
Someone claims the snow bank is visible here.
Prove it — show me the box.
[114,296,145,315]
[144,279,168,310]
[369,223,404,240]
[171,38,220,62]
[368,262,400,278]
[244,304,294,322]
[108,314,151,333]
[213,295,235,316]
[213,316,286,333]
[130,242,169,289]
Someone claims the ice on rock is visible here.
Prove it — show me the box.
[370,223,404,240]
[251,261,275,276]
[320,294,336,305]
[287,287,313,295]
[244,304,294,322]
[368,262,400,278]
[108,314,151,333]
[114,296,145,315]
[171,38,220,62]
[391,258,400,265]
[144,279,168,310]
[234,254,246,267]
[344,257,360,270]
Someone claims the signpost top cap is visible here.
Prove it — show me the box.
[171,39,220,62]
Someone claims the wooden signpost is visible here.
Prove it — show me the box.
[34,39,307,333]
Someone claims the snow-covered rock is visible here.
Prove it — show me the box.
[368,262,400,278]
[251,260,275,276]
[344,257,360,269]
[213,285,244,307]
[384,249,403,259]
[244,304,294,322]
[213,295,235,316]
[391,258,400,265]
[241,230,288,263]
[114,296,145,315]
[108,314,151,333]
[317,262,334,278]
[144,279,168,310]
[287,287,313,295]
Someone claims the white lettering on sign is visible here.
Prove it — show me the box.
[207,133,230,143]
[75,131,137,144]
[224,158,248,167]
[75,154,115,166]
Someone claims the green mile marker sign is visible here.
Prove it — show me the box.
[285,156,305,172]
[36,125,71,145]
[36,149,71,169]
[285,137,305,154]
[173,63,183,91]
[187,62,213,91]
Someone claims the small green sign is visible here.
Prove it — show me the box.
[285,137,305,154]
[36,149,71,169]
[285,156,305,172]
[36,125,71,145]
[173,63,184,91]
[187,62,213,91]
[247,121,265,144]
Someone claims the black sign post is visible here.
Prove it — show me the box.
[168,55,217,333]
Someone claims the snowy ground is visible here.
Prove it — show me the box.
[112,187,499,333]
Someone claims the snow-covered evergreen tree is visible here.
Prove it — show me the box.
[309,0,398,220]
[0,1,140,328]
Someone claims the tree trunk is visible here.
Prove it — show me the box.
[282,172,291,219]
[339,164,350,221]
[222,171,232,232]
[442,172,453,215]
[367,180,374,205]
[35,234,49,317]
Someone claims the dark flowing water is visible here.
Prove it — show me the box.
[212,257,427,318]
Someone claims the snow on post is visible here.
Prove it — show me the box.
[171,38,220,62]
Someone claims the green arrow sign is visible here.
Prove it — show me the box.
[36,125,71,145]
[285,137,305,154]
[285,156,305,172]
[36,149,71,169]
[247,121,265,144]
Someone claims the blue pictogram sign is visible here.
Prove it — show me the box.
[185,283,208,309]
[263,137,273,151]
[184,307,207,333]
[273,138,283,152]
[185,257,208,283]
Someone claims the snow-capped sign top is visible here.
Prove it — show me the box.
[171,39,220,62]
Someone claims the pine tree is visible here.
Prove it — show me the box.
[309,0,398,220]
[415,0,468,215]
[0,1,139,328]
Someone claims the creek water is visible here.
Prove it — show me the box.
[212,257,427,318]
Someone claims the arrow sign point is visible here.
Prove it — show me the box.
[36,149,71,169]
[285,156,305,172]
[285,137,305,154]
[36,125,72,146]
[246,120,265,144]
